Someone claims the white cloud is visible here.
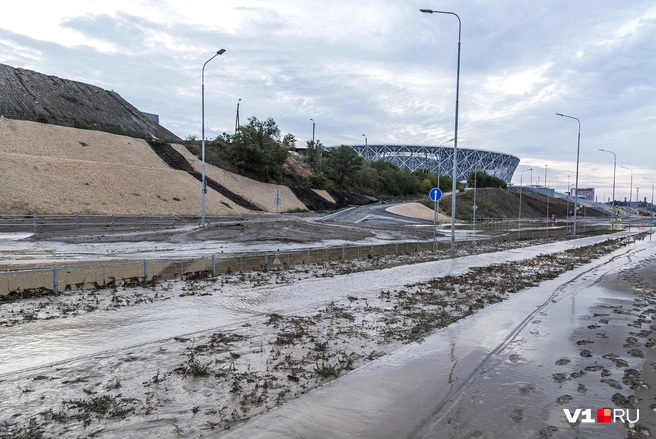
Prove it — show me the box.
[0,0,654,190]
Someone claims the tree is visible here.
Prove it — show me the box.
[467,171,507,189]
[214,132,232,143]
[324,145,364,188]
[306,139,325,170]
[223,117,289,182]
[282,133,297,151]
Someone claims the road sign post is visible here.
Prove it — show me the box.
[274,188,282,220]
[429,188,443,252]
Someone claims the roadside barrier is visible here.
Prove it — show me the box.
[0,225,605,297]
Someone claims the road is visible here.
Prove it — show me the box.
[218,233,656,439]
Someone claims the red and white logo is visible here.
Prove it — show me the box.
[563,408,639,424]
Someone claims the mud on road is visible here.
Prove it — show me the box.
[0,232,653,439]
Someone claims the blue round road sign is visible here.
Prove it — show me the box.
[429,187,442,202]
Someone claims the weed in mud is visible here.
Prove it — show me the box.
[186,354,209,377]
[314,360,339,378]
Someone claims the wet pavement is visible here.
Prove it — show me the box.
[0,234,635,378]
[1,232,654,439]
[217,236,656,439]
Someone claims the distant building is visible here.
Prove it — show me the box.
[142,112,160,124]
[572,187,594,201]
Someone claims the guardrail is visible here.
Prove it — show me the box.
[0,224,606,297]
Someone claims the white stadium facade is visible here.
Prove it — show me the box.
[344,144,520,184]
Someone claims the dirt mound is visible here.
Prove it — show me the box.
[439,187,606,220]
[0,63,178,141]
[387,203,451,222]
[147,141,264,212]
[0,119,283,215]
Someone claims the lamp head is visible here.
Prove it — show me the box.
[420,9,433,13]
[217,49,226,55]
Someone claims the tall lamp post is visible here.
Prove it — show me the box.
[518,168,533,238]
[310,118,315,145]
[644,177,654,234]
[420,8,462,254]
[599,149,616,229]
[620,165,633,214]
[362,134,367,148]
[566,174,570,227]
[556,113,581,236]
[235,98,241,134]
[472,158,482,240]
[201,49,226,227]
[547,177,558,229]
[620,165,633,231]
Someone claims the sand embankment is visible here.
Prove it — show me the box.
[0,118,307,215]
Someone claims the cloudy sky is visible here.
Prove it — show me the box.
[1,0,655,201]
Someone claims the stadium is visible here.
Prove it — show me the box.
[346,144,520,183]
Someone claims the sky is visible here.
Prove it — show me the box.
[1,0,655,201]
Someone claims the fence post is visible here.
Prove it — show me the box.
[111,214,115,230]
[33,214,37,234]
[53,267,59,294]
[265,251,268,267]
[307,248,311,265]
[143,215,147,226]
[74,214,78,231]
[342,245,345,260]
[212,255,216,277]
[143,260,148,282]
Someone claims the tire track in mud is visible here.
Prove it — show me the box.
[407,241,645,438]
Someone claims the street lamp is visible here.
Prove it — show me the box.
[566,174,570,226]
[235,98,241,134]
[620,165,633,214]
[644,177,654,208]
[472,159,481,240]
[547,177,558,228]
[420,8,462,254]
[556,113,581,236]
[518,168,533,238]
[201,48,226,227]
[310,118,315,146]
[644,177,654,233]
[620,165,633,231]
[599,149,616,229]
[362,134,367,148]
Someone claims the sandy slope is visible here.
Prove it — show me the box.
[171,143,308,213]
[386,202,452,223]
[0,118,307,216]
